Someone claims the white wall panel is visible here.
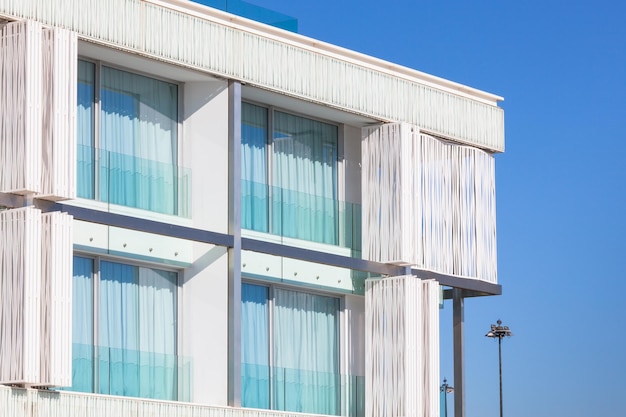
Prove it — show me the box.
[1,385,349,417]
[40,211,73,387]
[0,20,76,200]
[0,208,73,387]
[0,0,504,151]
[41,27,77,200]
[0,20,42,194]
[365,276,439,417]
[362,124,498,283]
[0,207,42,385]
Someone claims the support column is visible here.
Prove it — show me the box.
[453,288,465,417]
[227,80,242,407]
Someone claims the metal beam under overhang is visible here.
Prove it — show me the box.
[0,193,503,296]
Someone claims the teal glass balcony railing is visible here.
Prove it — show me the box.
[78,145,191,217]
[195,0,298,32]
[242,363,364,417]
[241,180,362,255]
[68,343,192,402]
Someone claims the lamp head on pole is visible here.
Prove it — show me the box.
[440,377,454,393]
[485,319,513,339]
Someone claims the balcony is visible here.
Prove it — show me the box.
[77,145,191,218]
[242,180,361,255]
[241,363,364,417]
[67,344,192,402]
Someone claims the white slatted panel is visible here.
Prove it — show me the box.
[0,385,341,417]
[40,212,73,387]
[0,0,504,151]
[421,279,440,417]
[0,207,42,385]
[0,20,42,194]
[362,123,498,283]
[40,27,78,201]
[365,276,439,417]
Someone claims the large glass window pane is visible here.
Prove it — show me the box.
[241,283,270,408]
[241,106,339,245]
[273,288,339,415]
[241,284,340,415]
[100,67,178,215]
[71,256,94,392]
[77,61,95,199]
[273,111,338,244]
[242,103,269,232]
[98,261,177,400]
[77,61,181,215]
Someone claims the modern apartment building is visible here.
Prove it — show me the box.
[0,1,504,417]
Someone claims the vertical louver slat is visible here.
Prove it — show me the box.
[362,124,497,283]
[422,279,440,417]
[0,207,42,385]
[365,276,439,417]
[0,208,73,387]
[40,27,77,201]
[40,212,73,387]
[0,20,43,194]
[0,20,76,200]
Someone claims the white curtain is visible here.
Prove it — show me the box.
[71,256,94,392]
[77,60,95,199]
[96,261,177,400]
[273,288,339,415]
[241,283,270,408]
[241,103,269,231]
[241,105,339,245]
[273,111,338,244]
[98,66,178,214]
[241,284,340,415]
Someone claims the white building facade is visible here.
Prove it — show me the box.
[0,1,504,417]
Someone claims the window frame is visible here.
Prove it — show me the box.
[241,100,343,244]
[72,252,182,399]
[241,278,342,413]
[77,57,184,215]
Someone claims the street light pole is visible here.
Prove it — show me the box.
[485,319,512,417]
[440,377,454,417]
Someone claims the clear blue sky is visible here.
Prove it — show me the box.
[233,1,626,416]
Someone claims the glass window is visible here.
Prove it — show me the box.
[241,103,269,232]
[242,103,339,245]
[71,256,179,400]
[77,60,181,215]
[241,283,340,415]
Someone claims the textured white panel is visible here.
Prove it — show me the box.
[0,0,504,150]
[365,276,439,417]
[40,212,73,387]
[362,123,498,283]
[0,384,348,417]
[0,207,42,385]
[0,20,42,194]
[40,27,78,200]
[421,279,440,417]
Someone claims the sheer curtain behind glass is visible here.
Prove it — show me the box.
[71,256,94,392]
[273,111,338,245]
[273,288,339,415]
[98,261,177,400]
[241,284,340,415]
[77,61,95,199]
[241,103,268,232]
[241,105,339,245]
[100,67,178,215]
[241,283,270,408]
